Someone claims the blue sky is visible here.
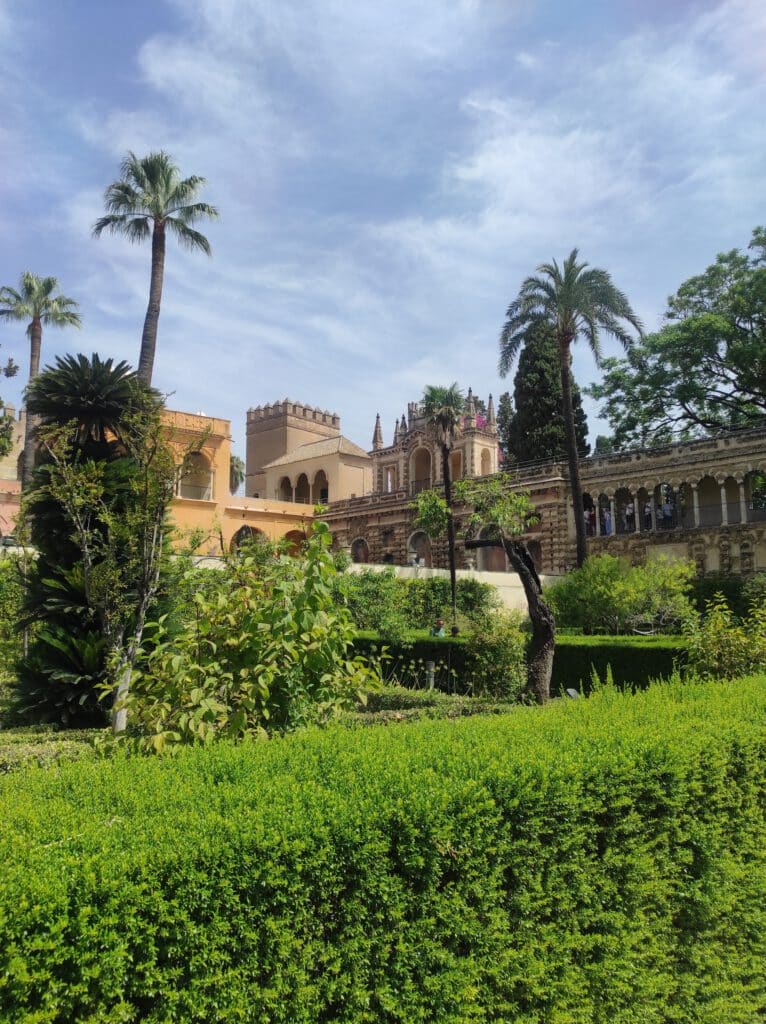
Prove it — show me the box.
[1,0,765,460]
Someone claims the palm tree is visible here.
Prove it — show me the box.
[500,250,643,567]
[0,272,81,488]
[93,151,218,385]
[422,383,464,619]
[229,454,246,495]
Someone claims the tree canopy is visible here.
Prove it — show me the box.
[588,227,766,447]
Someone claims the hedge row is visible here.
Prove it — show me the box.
[1,677,766,1022]
[353,632,686,694]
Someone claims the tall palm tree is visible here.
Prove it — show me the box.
[422,383,464,619]
[93,150,218,385]
[0,272,81,488]
[229,454,246,495]
[500,251,643,567]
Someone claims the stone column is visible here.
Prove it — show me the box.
[633,496,641,533]
[720,483,729,526]
[594,505,601,536]
[739,480,748,524]
[609,496,616,536]
[650,494,657,532]
[691,483,700,527]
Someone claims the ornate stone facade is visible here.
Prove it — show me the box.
[325,422,766,576]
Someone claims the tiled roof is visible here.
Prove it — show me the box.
[262,436,370,468]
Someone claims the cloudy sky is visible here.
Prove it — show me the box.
[1,0,765,460]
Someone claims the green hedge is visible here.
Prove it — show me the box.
[2,677,766,1022]
[354,632,686,695]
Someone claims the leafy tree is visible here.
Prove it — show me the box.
[456,473,555,703]
[594,434,616,454]
[422,383,465,620]
[16,355,176,732]
[0,272,81,486]
[496,391,514,465]
[93,151,218,384]
[503,319,590,463]
[588,227,766,446]
[229,453,245,494]
[500,252,642,567]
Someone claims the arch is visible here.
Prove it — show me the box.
[614,487,634,535]
[476,525,507,572]
[294,473,310,504]
[582,492,596,536]
[636,486,654,532]
[722,475,741,525]
[746,470,766,522]
[597,493,612,536]
[697,475,721,527]
[653,482,679,531]
[407,530,432,567]
[284,529,306,556]
[351,537,369,564]
[179,451,213,500]
[312,469,329,504]
[230,525,266,552]
[480,448,491,476]
[410,447,432,495]
[677,482,696,529]
[449,449,463,481]
[278,476,293,502]
[527,539,543,573]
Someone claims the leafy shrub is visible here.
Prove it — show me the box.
[2,677,766,1022]
[545,553,695,634]
[125,521,380,751]
[551,634,686,693]
[0,555,25,675]
[684,593,766,680]
[461,611,526,700]
[742,572,766,613]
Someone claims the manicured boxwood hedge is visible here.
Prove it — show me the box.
[1,677,766,1022]
[354,631,686,694]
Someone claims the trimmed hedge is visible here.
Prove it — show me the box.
[354,632,686,694]
[1,677,766,1022]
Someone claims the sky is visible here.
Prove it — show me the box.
[1,0,765,461]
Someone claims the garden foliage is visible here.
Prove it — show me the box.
[1,677,765,1022]
[684,593,766,680]
[545,553,695,634]
[125,521,379,751]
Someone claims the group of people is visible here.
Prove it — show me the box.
[584,494,678,536]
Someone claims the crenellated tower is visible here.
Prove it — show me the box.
[246,399,341,496]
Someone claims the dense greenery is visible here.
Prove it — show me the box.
[685,595,766,681]
[545,553,695,634]
[2,676,765,1022]
[499,319,590,464]
[589,226,766,446]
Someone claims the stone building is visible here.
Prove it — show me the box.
[324,418,766,576]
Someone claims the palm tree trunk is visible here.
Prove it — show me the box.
[441,443,457,620]
[559,339,587,567]
[138,221,166,384]
[21,316,42,489]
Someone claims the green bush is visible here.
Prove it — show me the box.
[0,555,25,676]
[545,553,695,634]
[552,634,686,693]
[2,677,766,1022]
[684,594,766,680]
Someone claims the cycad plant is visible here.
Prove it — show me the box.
[93,151,218,384]
[500,250,642,566]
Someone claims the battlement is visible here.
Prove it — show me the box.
[247,400,340,430]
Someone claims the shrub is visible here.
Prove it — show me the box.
[551,634,686,693]
[0,555,26,675]
[2,677,766,1022]
[545,553,695,634]
[461,611,526,700]
[684,593,766,680]
[126,521,380,751]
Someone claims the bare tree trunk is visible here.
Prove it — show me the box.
[559,338,587,567]
[138,222,165,385]
[466,537,555,702]
[441,443,458,620]
[21,317,42,490]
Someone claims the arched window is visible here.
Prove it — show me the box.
[283,529,306,556]
[295,473,310,504]
[230,525,266,552]
[614,487,634,534]
[449,449,463,481]
[697,475,720,526]
[278,476,293,501]
[407,531,432,567]
[179,451,213,500]
[312,469,329,504]
[746,470,766,522]
[410,448,432,495]
[351,538,369,564]
[582,493,596,536]
[597,493,611,536]
[476,525,506,572]
[653,483,679,531]
[480,448,491,476]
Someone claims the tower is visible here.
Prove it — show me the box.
[245,400,341,496]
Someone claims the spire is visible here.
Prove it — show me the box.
[487,393,496,427]
[465,386,476,426]
[401,413,407,434]
[393,419,400,444]
[372,413,383,450]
